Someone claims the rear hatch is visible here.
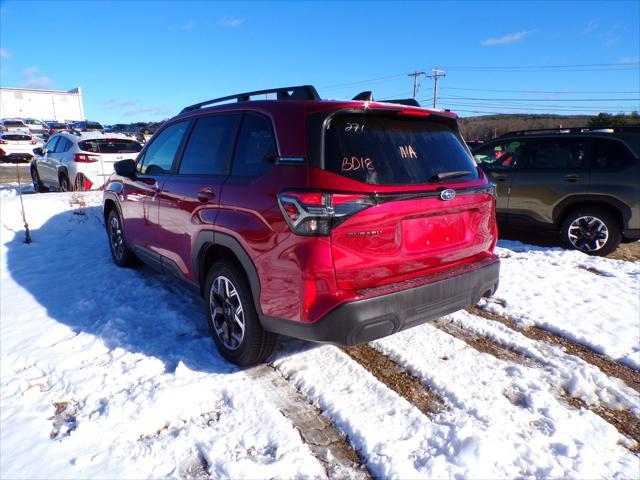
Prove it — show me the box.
[314,111,496,290]
[1,134,36,153]
[78,138,142,178]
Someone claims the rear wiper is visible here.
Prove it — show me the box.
[429,170,472,182]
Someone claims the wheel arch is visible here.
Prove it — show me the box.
[553,195,629,230]
[57,166,70,182]
[102,193,124,230]
[193,231,263,316]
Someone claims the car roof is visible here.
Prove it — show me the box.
[68,131,137,141]
[174,98,457,121]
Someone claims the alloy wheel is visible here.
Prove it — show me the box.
[209,276,246,350]
[567,215,609,252]
[109,215,125,261]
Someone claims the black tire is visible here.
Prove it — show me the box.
[561,208,621,256]
[106,208,138,267]
[74,173,87,191]
[204,260,278,366]
[31,166,49,193]
[59,173,71,192]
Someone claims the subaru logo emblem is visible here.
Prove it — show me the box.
[440,189,456,201]
[116,155,124,160]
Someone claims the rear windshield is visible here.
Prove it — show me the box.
[79,139,142,154]
[4,121,26,127]
[324,114,478,185]
[50,123,67,129]
[2,134,31,141]
[85,122,104,130]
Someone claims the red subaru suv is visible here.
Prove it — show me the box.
[103,85,499,365]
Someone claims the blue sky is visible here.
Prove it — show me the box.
[1,0,638,122]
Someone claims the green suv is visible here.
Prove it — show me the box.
[472,127,640,256]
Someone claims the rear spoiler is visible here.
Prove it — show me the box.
[352,91,421,107]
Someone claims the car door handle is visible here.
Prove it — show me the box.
[197,188,215,203]
[564,174,582,182]
[493,175,508,182]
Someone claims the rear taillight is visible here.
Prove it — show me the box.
[74,153,100,163]
[0,140,7,144]
[2,127,7,132]
[278,191,375,236]
[30,140,37,145]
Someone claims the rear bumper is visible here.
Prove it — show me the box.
[1,153,33,162]
[261,258,500,345]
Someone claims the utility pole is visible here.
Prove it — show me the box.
[427,67,446,108]
[408,70,426,99]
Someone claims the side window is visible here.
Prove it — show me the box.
[473,140,525,170]
[231,114,277,177]
[45,136,60,153]
[526,140,588,169]
[138,121,189,175]
[178,114,240,175]
[57,138,71,153]
[593,140,634,169]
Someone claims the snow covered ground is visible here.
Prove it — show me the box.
[1,190,639,479]
[481,241,640,369]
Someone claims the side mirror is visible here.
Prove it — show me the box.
[33,147,44,156]
[114,158,136,179]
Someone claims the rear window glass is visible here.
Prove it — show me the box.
[324,114,478,185]
[85,122,103,130]
[594,140,635,169]
[4,121,26,127]
[79,139,142,154]
[2,134,31,141]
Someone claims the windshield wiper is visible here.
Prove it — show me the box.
[429,170,472,182]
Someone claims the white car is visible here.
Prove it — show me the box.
[30,131,143,192]
[23,118,49,138]
[1,119,31,135]
[0,133,42,163]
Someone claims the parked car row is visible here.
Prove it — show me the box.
[0,118,163,163]
[30,131,143,191]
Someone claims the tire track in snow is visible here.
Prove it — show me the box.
[370,324,639,476]
[467,305,640,392]
[428,315,640,451]
[246,364,371,480]
[340,344,446,418]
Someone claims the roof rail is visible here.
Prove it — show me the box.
[499,125,640,137]
[180,85,321,113]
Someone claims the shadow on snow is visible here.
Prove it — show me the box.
[5,203,317,375]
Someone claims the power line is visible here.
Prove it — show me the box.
[318,61,640,98]
[439,95,640,102]
[320,73,407,91]
[450,107,634,115]
[441,86,640,94]
[433,97,640,110]
[437,62,639,70]
[432,101,638,112]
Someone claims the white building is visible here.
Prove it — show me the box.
[0,86,85,122]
